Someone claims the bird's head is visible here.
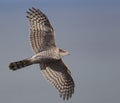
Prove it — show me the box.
[59,49,70,57]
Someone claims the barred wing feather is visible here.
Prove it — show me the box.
[40,59,75,100]
[27,7,56,53]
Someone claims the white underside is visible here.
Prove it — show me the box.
[31,48,61,63]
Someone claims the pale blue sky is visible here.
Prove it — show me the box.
[0,0,120,103]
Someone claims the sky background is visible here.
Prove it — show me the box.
[0,0,120,103]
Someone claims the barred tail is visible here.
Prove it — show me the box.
[9,58,32,71]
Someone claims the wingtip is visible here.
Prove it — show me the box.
[26,7,38,17]
[32,7,36,10]
[59,93,72,100]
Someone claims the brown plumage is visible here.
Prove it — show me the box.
[9,7,75,100]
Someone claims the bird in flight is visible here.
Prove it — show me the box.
[9,7,75,100]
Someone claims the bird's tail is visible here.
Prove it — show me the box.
[9,58,32,71]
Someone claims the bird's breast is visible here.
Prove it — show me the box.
[31,48,61,63]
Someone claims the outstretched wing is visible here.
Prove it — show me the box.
[40,59,75,100]
[27,7,56,53]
